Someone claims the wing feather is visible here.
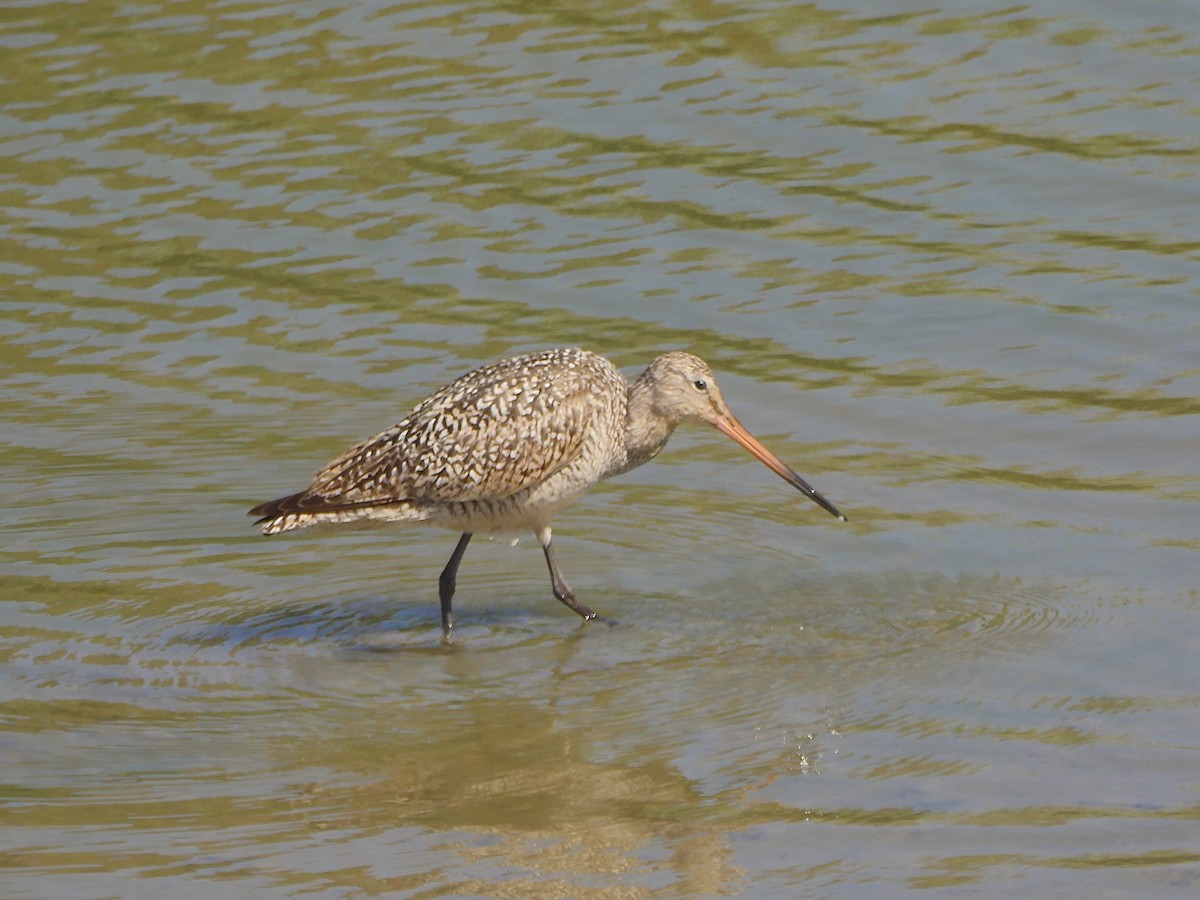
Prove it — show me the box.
[254,349,623,517]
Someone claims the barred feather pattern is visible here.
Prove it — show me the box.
[250,348,632,536]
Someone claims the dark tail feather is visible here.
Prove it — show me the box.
[248,491,310,526]
[248,491,401,529]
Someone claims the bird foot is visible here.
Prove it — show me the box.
[583,613,619,628]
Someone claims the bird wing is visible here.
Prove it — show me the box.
[274,351,620,513]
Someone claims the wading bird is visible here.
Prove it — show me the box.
[249,348,845,636]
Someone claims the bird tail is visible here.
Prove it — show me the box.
[248,492,427,534]
[248,491,320,535]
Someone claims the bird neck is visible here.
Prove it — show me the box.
[618,372,678,474]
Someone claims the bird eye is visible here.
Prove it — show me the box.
[692,379,708,391]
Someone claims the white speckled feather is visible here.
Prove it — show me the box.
[252,348,631,533]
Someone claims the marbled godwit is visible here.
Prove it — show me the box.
[249,348,845,636]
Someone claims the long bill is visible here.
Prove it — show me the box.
[714,416,847,522]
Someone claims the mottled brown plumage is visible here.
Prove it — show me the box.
[249,347,845,636]
[251,349,623,532]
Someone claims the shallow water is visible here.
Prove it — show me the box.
[3,0,1199,896]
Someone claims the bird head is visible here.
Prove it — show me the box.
[642,351,846,521]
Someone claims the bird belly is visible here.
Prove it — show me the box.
[424,458,598,538]
[427,489,584,537]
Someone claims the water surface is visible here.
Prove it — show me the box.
[3,0,1199,896]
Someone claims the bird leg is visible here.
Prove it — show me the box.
[541,537,597,621]
[439,532,472,638]
[536,526,617,626]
